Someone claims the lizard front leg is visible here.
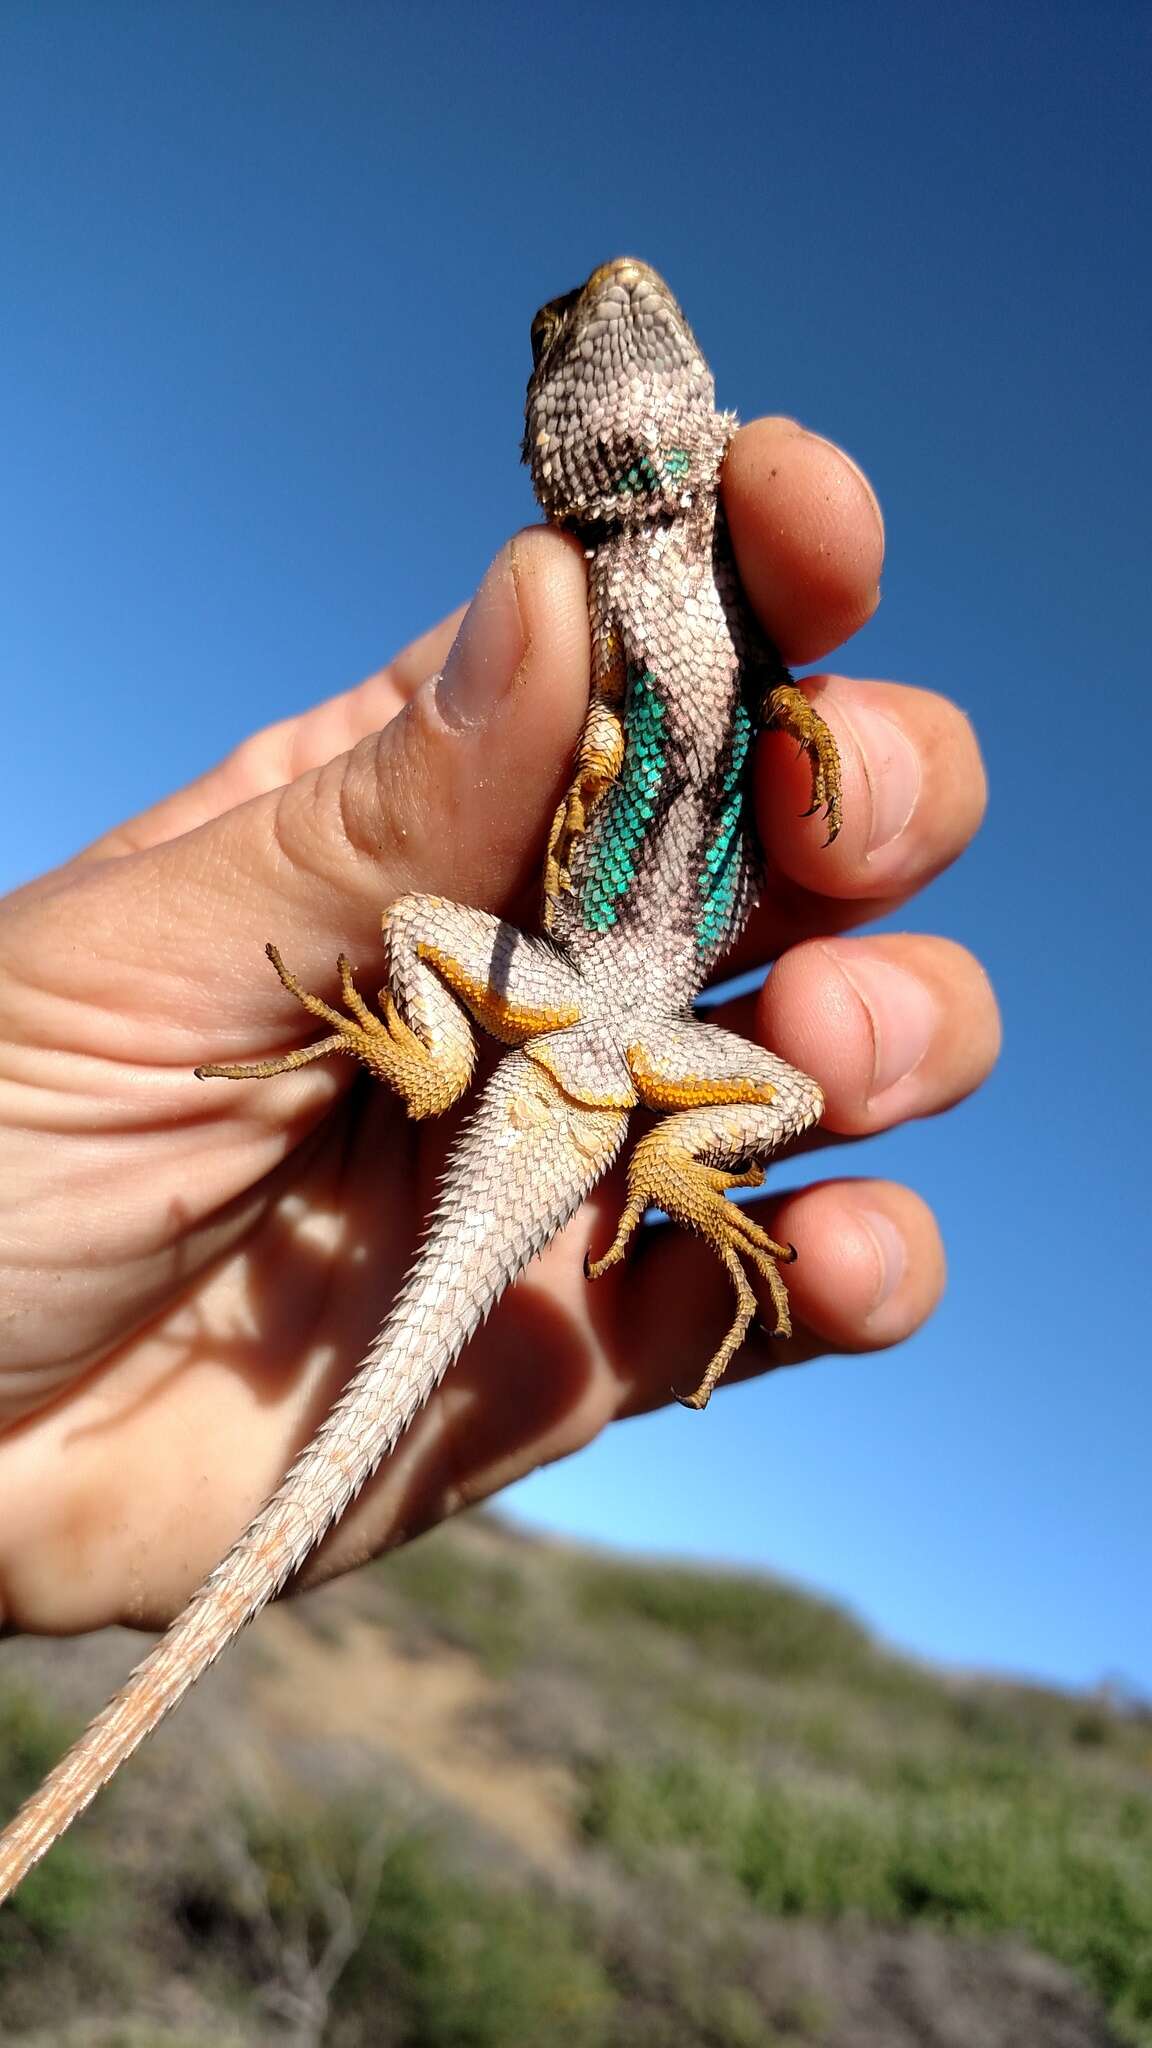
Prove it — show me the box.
[197,894,583,1118]
[543,609,628,929]
[543,700,626,926]
[586,1019,824,1408]
[763,679,843,843]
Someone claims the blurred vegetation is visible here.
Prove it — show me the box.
[581,1754,1152,2038]
[211,1805,611,2047]
[0,1688,131,2023]
[1,1515,1147,2045]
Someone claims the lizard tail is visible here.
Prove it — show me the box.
[0,1052,628,1901]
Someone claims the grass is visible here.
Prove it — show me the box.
[0,1687,130,2024]
[0,1689,100,1950]
[2,1517,1149,2043]
[373,1524,1152,2040]
[378,1538,532,1675]
[190,1802,614,2047]
[570,1557,892,1687]
[580,1747,1152,2041]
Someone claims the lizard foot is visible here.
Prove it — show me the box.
[764,681,843,843]
[196,945,470,1117]
[585,1126,797,1410]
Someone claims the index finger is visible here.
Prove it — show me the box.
[722,417,885,664]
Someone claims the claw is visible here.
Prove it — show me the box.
[196,943,469,1116]
[766,681,843,845]
[590,1128,798,1406]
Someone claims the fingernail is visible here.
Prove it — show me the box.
[836,698,921,855]
[822,946,939,1104]
[435,543,527,730]
[858,1207,908,1316]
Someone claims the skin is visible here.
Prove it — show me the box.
[0,417,997,1639]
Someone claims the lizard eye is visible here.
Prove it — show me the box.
[530,288,580,368]
[530,310,559,367]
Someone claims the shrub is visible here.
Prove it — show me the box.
[580,1752,1152,2040]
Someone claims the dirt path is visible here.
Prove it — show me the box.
[255,1607,577,1876]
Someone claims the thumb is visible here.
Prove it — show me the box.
[44,527,590,1044]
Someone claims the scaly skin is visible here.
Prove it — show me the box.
[0,257,840,1900]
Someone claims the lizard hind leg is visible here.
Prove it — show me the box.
[585,1125,797,1409]
[196,894,584,1121]
[585,1019,825,1408]
[195,939,471,1116]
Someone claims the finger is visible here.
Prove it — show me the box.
[18,529,590,1039]
[83,417,880,861]
[722,418,884,663]
[721,677,987,973]
[712,933,1001,1135]
[84,607,466,860]
[618,1177,945,1417]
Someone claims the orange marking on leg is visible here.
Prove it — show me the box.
[417,944,581,1045]
[626,1043,778,1112]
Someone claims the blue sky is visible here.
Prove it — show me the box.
[2,2,1148,1692]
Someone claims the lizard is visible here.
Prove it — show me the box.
[0,256,841,1901]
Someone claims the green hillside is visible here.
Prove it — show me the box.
[0,1514,1147,2046]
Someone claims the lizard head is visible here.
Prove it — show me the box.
[523,257,732,528]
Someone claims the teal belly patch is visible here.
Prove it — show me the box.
[696,701,752,954]
[615,447,691,496]
[582,668,667,933]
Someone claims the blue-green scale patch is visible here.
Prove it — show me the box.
[615,447,691,495]
[696,701,753,955]
[582,669,667,934]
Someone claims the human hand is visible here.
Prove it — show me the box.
[0,418,996,1635]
